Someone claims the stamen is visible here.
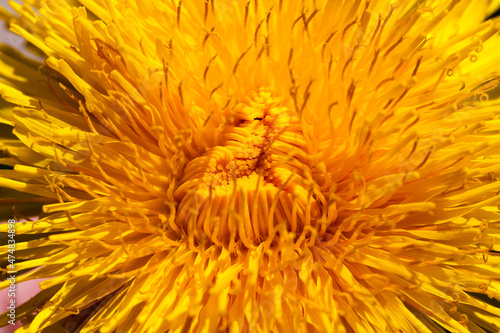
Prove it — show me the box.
[174,89,320,248]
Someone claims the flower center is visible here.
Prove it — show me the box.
[174,89,322,249]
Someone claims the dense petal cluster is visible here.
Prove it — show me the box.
[1,0,500,332]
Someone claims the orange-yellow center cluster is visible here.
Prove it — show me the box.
[175,89,321,247]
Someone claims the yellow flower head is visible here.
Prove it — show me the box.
[1,0,500,332]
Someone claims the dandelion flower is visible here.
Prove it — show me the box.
[1,0,500,332]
